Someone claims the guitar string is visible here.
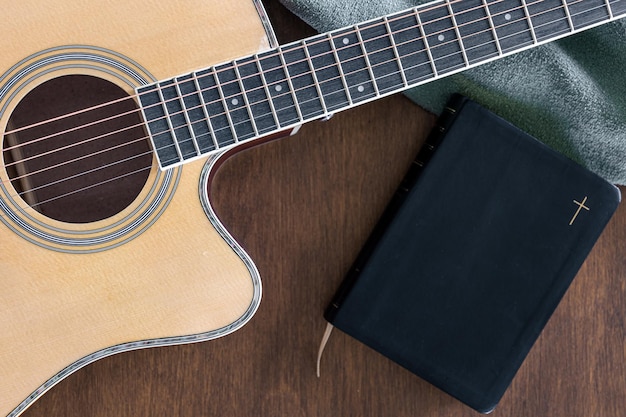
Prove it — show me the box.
[7,136,152,183]
[1,0,521,160]
[0,0,602,210]
[3,0,587,158]
[2,0,497,137]
[0,7,612,221]
[0,5,518,157]
[1,0,515,140]
[0,0,599,176]
[23,166,153,210]
[2,0,577,176]
[22,151,150,197]
[0,0,610,215]
[5,0,588,143]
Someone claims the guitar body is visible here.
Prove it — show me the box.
[0,1,275,416]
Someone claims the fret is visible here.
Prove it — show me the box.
[214,63,255,141]
[301,41,330,116]
[360,17,407,94]
[276,49,304,122]
[178,73,217,154]
[213,68,240,143]
[482,0,503,56]
[605,0,615,18]
[195,68,236,147]
[383,16,410,88]
[173,78,201,155]
[326,33,353,105]
[281,43,325,120]
[566,0,612,29]
[414,11,439,77]
[256,63,282,130]
[253,56,282,132]
[137,85,181,168]
[446,1,470,66]
[355,27,380,97]
[157,84,185,160]
[609,0,626,16]
[232,61,259,137]
[191,73,219,151]
[522,0,540,44]
[450,0,500,65]
[158,80,199,160]
[305,35,350,111]
[486,0,536,53]
[257,49,301,127]
[329,28,376,103]
[526,0,572,41]
[418,3,466,75]
[561,0,576,30]
[235,56,280,135]
[387,9,437,84]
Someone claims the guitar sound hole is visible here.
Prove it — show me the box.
[3,75,152,223]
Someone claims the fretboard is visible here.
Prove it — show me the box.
[137,0,626,169]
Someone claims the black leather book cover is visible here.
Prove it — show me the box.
[324,95,621,413]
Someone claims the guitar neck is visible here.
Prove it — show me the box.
[138,0,626,170]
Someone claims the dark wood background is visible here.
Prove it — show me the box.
[22,1,625,416]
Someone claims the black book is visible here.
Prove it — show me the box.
[323,95,621,413]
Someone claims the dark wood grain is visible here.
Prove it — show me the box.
[21,2,625,416]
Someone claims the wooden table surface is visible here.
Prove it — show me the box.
[23,1,625,416]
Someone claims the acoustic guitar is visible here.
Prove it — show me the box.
[1,0,624,416]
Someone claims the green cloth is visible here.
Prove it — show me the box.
[279,0,626,184]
